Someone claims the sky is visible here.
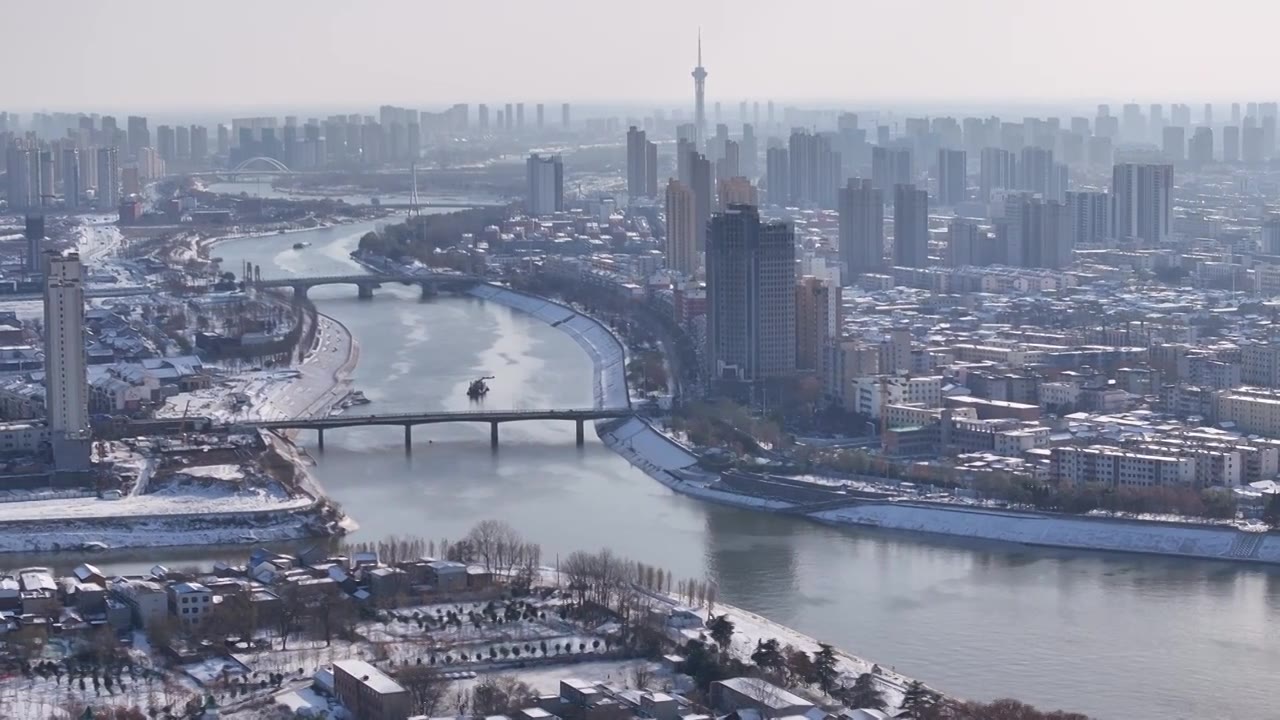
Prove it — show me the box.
[5,0,1278,114]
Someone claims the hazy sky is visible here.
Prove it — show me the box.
[6,0,1277,113]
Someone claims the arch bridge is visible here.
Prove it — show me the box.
[251,272,484,300]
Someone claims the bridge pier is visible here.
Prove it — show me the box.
[316,428,324,452]
[490,421,499,449]
[419,283,437,301]
[576,419,585,446]
[293,285,309,300]
[357,284,375,300]
[404,425,412,454]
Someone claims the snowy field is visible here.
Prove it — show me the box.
[0,481,308,522]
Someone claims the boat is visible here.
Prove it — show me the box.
[292,241,310,250]
[348,390,371,405]
[466,376,494,399]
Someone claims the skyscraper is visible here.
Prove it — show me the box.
[1066,190,1110,247]
[1004,195,1071,269]
[871,146,912,193]
[60,148,81,209]
[936,149,967,206]
[1223,126,1241,163]
[716,176,757,210]
[979,147,1016,201]
[626,126,650,199]
[96,147,119,207]
[796,276,838,374]
[690,151,713,251]
[1110,163,1172,243]
[44,252,91,470]
[947,218,981,267]
[706,204,796,386]
[126,116,149,159]
[788,130,840,208]
[478,104,490,131]
[838,179,884,277]
[1162,126,1185,163]
[1188,127,1214,168]
[892,184,929,268]
[5,144,39,210]
[765,147,789,206]
[156,125,176,162]
[1018,146,1053,197]
[664,179,698,276]
[692,31,708,148]
[525,154,563,216]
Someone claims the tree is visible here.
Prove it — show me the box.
[784,647,816,687]
[471,675,536,716]
[397,666,451,716]
[750,639,785,673]
[943,698,1090,720]
[838,673,885,711]
[899,681,942,720]
[707,614,735,652]
[813,643,839,695]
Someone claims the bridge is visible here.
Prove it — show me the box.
[240,407,633,452]
[251,272,484,300]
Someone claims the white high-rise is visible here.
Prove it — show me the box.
[525,154,563,216]
[44,252,90,468]
[1110,163,1172,243]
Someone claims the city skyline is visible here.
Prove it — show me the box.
[6,0,1280,112]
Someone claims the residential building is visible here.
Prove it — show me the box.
[892,184,928,268]
[838,179,884,277]
[333,659,410,720]
[526,154,563,216]
[1111,163,1172,243]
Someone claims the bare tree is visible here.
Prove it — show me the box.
[397,666,451,716]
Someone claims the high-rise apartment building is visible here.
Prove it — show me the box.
[765,147,789,206]
[787,130,840,208]
[5,144,40,210]
[936,149,967,206]
[706,205,796,386]
[96,147,119,206]
[871,146,912,193]
[626,126,652,199]
[60,148,81,209]
[1188,127,1214,168]
[664,179,698,276]
[525,154,563,216]
[1004,195,1071,269]
[126,116,149,159]
[1223,126,1241,163]
[689,151,713,251]
[979,147,1016,201]
[716,176,757,210]
[838,179,884,277]
[892,184,929,269]
[1066,190,1110,247]
[1110,163,1172,243]
[1162,126,1185,163]
[796,276,839,375]
[44,252,91,470]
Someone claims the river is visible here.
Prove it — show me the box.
[35,222,1280,719]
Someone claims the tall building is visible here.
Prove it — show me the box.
[1162,126,1185,163]
[796,276,839,374]
[126,116,149,159]
[692,32,708,148]
[741,123,758,178]
[664,179,698,276]
[892,184,929,268]
[60,148,81,209]
[5,144,39,210]
[1243,124,1265,164]
[156,125,176,162]
[936,149,967,206]
[706,205,796,385]
[478,104,490,131]
[25,214,44,274]
[525,154,563,216]
[1004,195,1071,269]
[979,147,1016,200]
[871,146,912,193]
[1066,190,1109,246]
[947,218,981,267]
[1224,126,1241,163]
[716,176,757,210]
[1188,127,1214,168]
[626,126,651,199]
[190,125,208,162]
[1018,146,1053,197]
[96,147,119,206]
[1110,163,1172,243]
[788,130,840,208]
[838,179,884,277]
[516,103,525,128]
[689,151,713,251]
[44,252,91,470]
[765,147,789,205]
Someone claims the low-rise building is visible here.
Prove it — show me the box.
[332,659,410,720]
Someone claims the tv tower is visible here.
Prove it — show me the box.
[692,29,708,149]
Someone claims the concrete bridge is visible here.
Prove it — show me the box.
[240,407,633,452]
[251,272,483,300]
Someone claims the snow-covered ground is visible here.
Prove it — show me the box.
[0,480,309,522]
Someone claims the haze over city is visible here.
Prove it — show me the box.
[9,3,1280,720]
[6,0,1280,111]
